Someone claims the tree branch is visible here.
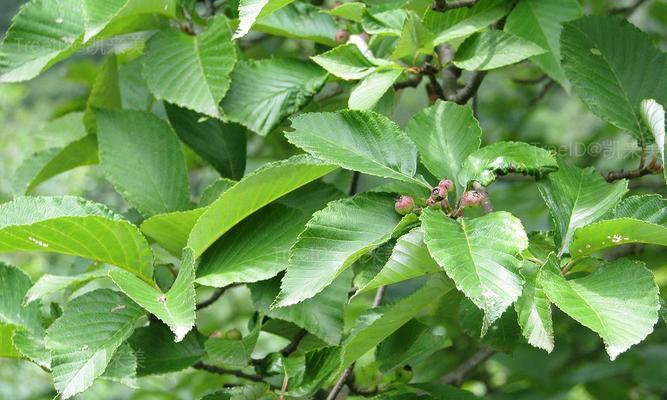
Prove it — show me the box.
[446,71,487,104]
[196,284,240,310]
[432,0,477,11]
[193,362,266,383]
[440,347,494,386]
[326,287,385,399]
[605,161,663,182]
[280,329,307,357]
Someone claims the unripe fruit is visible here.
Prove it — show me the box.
[225,329,242,340]
[461,191,483,208]
[335,30,350,44]
[394,195,415,215]
[438,179,454,192]
[431,186,446,199]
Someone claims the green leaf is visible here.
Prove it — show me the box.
[424,0,512,46]
[197,205,309,288]
[606,194,667,224]
[251,272,351,345]
[328,2,366,22]
[187,155,337,257]
[205,316,261,367]
[341,274,454,367]
[515,263,553,352]
[561,16,667,141]
[275,193,403,307]
[422,210,528,330]
[12,135,99,195]
[83,55,121,134]
[391,11,434,60]
[143,17,236,118]
[200,179,237,206]
[0,196,154,279]
[276,180,345,214]
[97,109,191,217]
[222,59,328,136]
[254,2,338,47]
[45,289,144,399]
[82,0,177,42]
[0,0,85,82]
[537,159,628,254]
[140,208,205,255]
[25,267,113,305]
[311,43,379,80]
[505,0,582,87]
[570,218,667,258]
[359,228,440,294]
[119,57,154,110]
[233,0,295,39]
[376,319,449,372]
[165,103,247,180]
[129,321,205,376]
[0,325,20,359]
[349,68,403,110]
[100,342,137,387]
[539,256,660,360]
[641,99,666,184]
[405,100,481,194]
[453,30,546,71]
[362,9,407,36]
[458,141,557,190]
[12,328,50,368]
[110,249,196,342]
[0,263,42,334]
[286,110,424,187]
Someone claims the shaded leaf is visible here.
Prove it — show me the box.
[515,263,553,352]
[561,16,667,141]
[424,0,511,45]
[197,205,309,288]
[205,315,261,367]
[97,109,191,217]
[255,2,338,46]
[222,59,328,136]
[166,103,247,180]
[505,0,582,87]
[82,0,177,42]
[0,263,42,334]
[312,43,380,80]
[349,68,403,110]
[453,30,545,71]
[640,99,666,184]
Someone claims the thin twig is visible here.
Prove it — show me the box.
[349,171,360,196]
[280,329,307,357]
[605,160,663,182]
[432,0,477,11]
[204,0,215,17]
[196,284,240,310]
[440,348,494,386]
[394,74,423,89]
[193,362,266,383]
[529,79,555,106]
[609,0,648,16]
[327,287,385,400]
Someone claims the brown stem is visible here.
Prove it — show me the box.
[193,362,265,383]
[349,171,360,195]
[446,71,487,104]
[196,284,240,310]
[440,348,494,386]
[605,159,663,182]
[327,287,385,400]
[280,329,307,357]
[432,0,477,11]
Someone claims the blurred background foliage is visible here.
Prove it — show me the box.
[1,0,667,399]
